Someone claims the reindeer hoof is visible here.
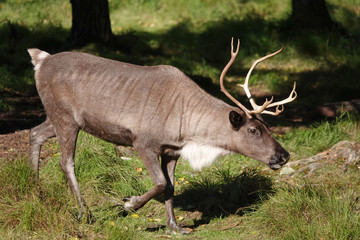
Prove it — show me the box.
[75,210,96,224]
[86,212,97,224]
[123,196,137,211]
[167,224,192,235]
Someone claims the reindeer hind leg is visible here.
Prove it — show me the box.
[29,118,56,178]
[52,116,94,223]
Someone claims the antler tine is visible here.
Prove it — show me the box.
[240,47,283,111]
[259,82,297,115]
[267,82,297,108]
[251,96,274,114]
[220,37,252,118]
[262,105,284,116]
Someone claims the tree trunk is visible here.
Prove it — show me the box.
[291,0,334,28]
[68,0,113,46]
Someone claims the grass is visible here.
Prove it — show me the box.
[281,112,360,159]
[246,183,360,239]
[0,113,359,239]
[0,0,360,105]
[1,0,360,239]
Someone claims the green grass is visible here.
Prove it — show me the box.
[246,183,360,239]
[0,0,360,106]
[0,113,359,239]
[281,113,360,159]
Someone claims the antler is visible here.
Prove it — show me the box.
[262,82,297,115]
[240,47,283,113]
[220,37,297,117]
[220,38,252,118]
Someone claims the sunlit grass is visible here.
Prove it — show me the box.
[109,0,291,33]
[0,0,360,106]
[245,183,360,239]
[0,113,359,239]
[0,0,71,28]
[281,113,360,159]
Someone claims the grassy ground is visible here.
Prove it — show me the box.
[1,0,360,239]
[0,114,359,239]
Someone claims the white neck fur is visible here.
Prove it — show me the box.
[178,141,230,171]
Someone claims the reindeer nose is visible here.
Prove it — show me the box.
[269,150,290,170]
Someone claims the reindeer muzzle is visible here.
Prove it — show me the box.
[269,150,290,170]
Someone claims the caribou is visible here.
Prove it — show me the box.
[28,38,296,234]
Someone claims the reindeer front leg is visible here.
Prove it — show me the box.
[123,142,189,234]
[123,144,167,211]
[161,155,191,234]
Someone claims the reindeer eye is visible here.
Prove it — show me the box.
[248,127,261,137]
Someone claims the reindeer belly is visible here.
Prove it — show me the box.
[76,111,135,146]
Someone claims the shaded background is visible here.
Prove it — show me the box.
[0,0,359,133]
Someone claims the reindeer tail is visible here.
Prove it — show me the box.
[27,48,50,71]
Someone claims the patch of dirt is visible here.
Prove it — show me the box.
[0,90,45,134]
[0,129,57,163]
[0,130,30,161]
[317,99,360,118]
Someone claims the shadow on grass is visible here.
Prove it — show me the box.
[0,14,359,133]
[173,168,273,228]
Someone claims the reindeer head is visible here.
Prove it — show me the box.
[221,38,297,170]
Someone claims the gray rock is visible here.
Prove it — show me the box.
[280,166,295,176]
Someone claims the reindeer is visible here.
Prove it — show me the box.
[28,38,296,234]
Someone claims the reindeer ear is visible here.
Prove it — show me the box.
[229,111,243,130]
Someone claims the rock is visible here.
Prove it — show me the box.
[285,141,360,176]
[327,141,360,171]
[280,166,295,176]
